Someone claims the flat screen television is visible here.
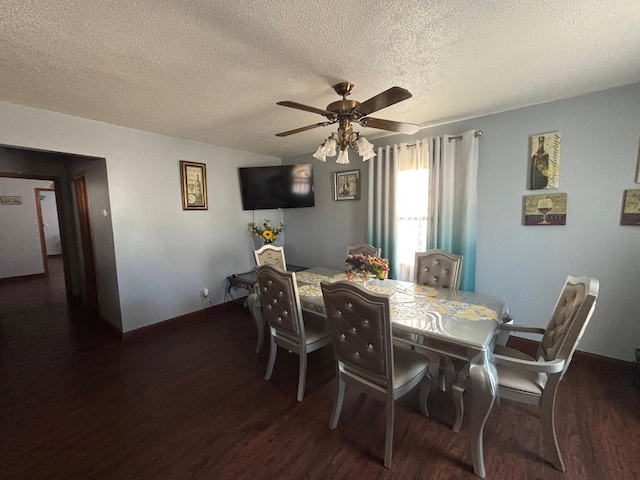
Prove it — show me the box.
[238,164,315,210]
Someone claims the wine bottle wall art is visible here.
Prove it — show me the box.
[179,160,208,210]
[529,132,561,190]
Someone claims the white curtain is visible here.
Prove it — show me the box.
[427,130,480,291]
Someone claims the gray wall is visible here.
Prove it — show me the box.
[283,83,640,362]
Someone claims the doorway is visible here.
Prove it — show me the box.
[0,145,121,331]
[0,174,71,309]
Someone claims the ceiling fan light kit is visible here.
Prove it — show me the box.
[277,82,420,164]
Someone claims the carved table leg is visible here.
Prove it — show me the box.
[468,361,495,478]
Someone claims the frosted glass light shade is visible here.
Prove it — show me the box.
[312,144,327,161]
[361,149,376,161]
[323,137,338,157]
[356,135,374,152]
[336,149,350,164]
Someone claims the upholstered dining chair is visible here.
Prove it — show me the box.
[320,280,431,468]
[414,249,463,289]
[452,275,599,471]
[256,265,331,402]
[414,249,464,392]
[249,245,287,353]
[346,243,381,258]
[254,244,287,270]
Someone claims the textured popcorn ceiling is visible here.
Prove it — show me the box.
[1,0,639,158]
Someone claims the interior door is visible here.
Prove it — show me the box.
[73,176,99,313]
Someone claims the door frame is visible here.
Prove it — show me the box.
[73,174,99,313]
[34,187,55,278]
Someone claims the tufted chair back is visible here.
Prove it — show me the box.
[254,245,287,270]
[256,264,302,341]
[321,281,393,389]
[538,276,598,369]
[346,243,382,258]
[414,249,463,289]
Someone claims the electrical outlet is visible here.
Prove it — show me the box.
[202,288,210,297]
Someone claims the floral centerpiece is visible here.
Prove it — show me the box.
[248,219,284,245]
[345,254,390,282]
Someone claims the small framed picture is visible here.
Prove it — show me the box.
[334,169,360,201]
[180,161,208,210]
[621,189,640,226]
[523,193,567,226]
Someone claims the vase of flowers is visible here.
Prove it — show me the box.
[248,219,284,245]
[345,254,389,287]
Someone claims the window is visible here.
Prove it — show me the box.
[395,143,429,281]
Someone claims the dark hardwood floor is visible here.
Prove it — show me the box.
[1,258,639,479]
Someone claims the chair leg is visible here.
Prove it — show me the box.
[247,292,264,354]
[541,393,565,472]
[384,399,395,468]
[297,350,307,402]
[329,375,345,429]
[254,313,264,354]
[264,332,277,381]
[418,374,431,418]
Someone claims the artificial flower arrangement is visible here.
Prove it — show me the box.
[345,254,390,281]
[248,219,284,245]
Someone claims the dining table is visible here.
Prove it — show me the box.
[247,267,511,478]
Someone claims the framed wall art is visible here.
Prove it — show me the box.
[180,161,208,210]
[529,131,561,190]
[334,169,360,201]
[523,193,567,226]
[621,189,640,226]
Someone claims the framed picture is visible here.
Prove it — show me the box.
[529,131,561,190]
[621,189,640,226]
[334,169,360,201]
[180,161,208,210]
[523,193,567,226]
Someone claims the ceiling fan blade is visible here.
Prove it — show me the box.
[275,122,333,137]
[353,87,412,117]
[359,117,421,135]
[277,101,335,117]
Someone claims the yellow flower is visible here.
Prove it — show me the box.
[248,219,283,244]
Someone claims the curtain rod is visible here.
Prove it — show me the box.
[401,130,483,148]
[448,130,483,142]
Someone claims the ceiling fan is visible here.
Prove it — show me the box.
[275,82,421,163]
